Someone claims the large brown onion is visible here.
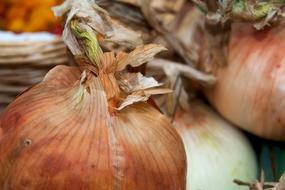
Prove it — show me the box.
[0,1,187,188]
[0,64,186,189]
[204,22,285,140]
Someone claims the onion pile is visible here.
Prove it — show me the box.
[173,101,257,190]
[0,1,187,189]
[203,22,285,141]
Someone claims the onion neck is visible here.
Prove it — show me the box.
[98,72,121,109]
[70,20,103,67]
[71,20,122,110]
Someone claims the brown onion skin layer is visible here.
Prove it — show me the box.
[205,23,285,140]
[0,65,186,190]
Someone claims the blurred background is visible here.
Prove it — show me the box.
[0,0,285,188]
[0,0,68,112]
[0,0,63,33]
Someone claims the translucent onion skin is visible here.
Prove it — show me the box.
[205,23,285,140]
[0,65,186,190]
[174,101,257,190]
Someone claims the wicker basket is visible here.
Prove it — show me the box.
[0,32,69,112]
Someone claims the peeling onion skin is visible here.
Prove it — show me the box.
[0,65,186,190]
[205,23,285,140]
[174,101,257,190]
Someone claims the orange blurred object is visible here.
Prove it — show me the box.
[0,0,63,33]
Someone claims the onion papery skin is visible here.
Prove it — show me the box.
[204,23,285,140]
[174,101,257,190]
[0,65,186,190]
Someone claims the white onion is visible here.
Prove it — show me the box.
[174,101,257,190]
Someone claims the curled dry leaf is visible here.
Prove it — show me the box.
[52,0,142,55]
[148,58,216,86]
[118,72,163,93]
[116,44,167,71]
[146,57,216,116]
[117,72,171,110]
[117,88,172,110]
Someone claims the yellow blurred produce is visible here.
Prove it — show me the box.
[0,0,63,33]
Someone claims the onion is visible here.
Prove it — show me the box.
[0,3,187,188]
[173,101,257,190]
[204,22,285,140]
[0,55,187,189]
